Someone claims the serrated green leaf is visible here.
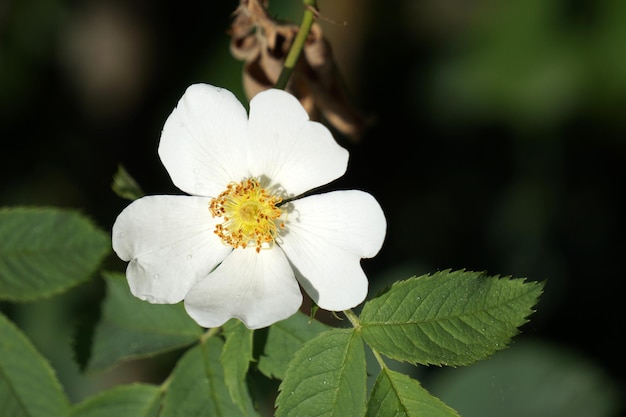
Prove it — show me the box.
[221,319,258,416]
[367,368,460,417]
[276,328,367,417]
[70,384,160,417]
[160,339,250,417]
[360,270,544,366]
[257,311,330,380]
[87,272,202,371]
[0,312,70,417]
[0,207,110,301]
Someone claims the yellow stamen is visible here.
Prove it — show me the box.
[209,178,284,252]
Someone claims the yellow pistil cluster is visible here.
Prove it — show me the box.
[209,178,284,252]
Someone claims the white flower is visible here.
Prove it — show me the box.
[112,84,386,329]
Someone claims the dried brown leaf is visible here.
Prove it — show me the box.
[229,0,366,141]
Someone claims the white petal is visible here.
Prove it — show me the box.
[279,190,386,310]
[247,89,348,196]
[158,84,250,197]
[184,247,303,329]
[112,195,232,304]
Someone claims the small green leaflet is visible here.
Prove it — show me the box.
[360,270,544,366]
[367,368,460,417]
[276,328,367,417]
[257,310,330,380]
[111,165,145,201]
[86,272,203,371]
[160,338,251,417]
[220,319,258,416]
[0,312,70,417]
[70,384,161,417]
[0,207,110,301]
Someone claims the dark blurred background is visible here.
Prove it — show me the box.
[1,0,624,415]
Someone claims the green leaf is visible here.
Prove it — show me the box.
[87,272,203,371]
[0,207,110,301]
[160,339,251,417]
[360,270,544,366]
[0,311,70,417]
[367,368,460,417]
[276,328,367,417]
[111,165,144,201]
[70,384,161,417]
[221,319,257,416]
[257,310,330,380]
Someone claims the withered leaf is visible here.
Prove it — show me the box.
[229,0,366,141]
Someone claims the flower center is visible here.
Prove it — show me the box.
[209,178,284,252]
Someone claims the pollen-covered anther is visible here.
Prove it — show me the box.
[209,178,284,252]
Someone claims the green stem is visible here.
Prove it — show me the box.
[343,308,361,329]
[274,0,318,90]
[371,347,388,370]
[344,309,388,370]
[200,326,220,344]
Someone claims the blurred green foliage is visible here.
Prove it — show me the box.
[1,0,624,413]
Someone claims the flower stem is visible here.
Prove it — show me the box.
[343,308,361,329]
[200,326,220,344]
[274,0,318,90]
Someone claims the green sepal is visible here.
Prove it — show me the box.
[111,164,144,201]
